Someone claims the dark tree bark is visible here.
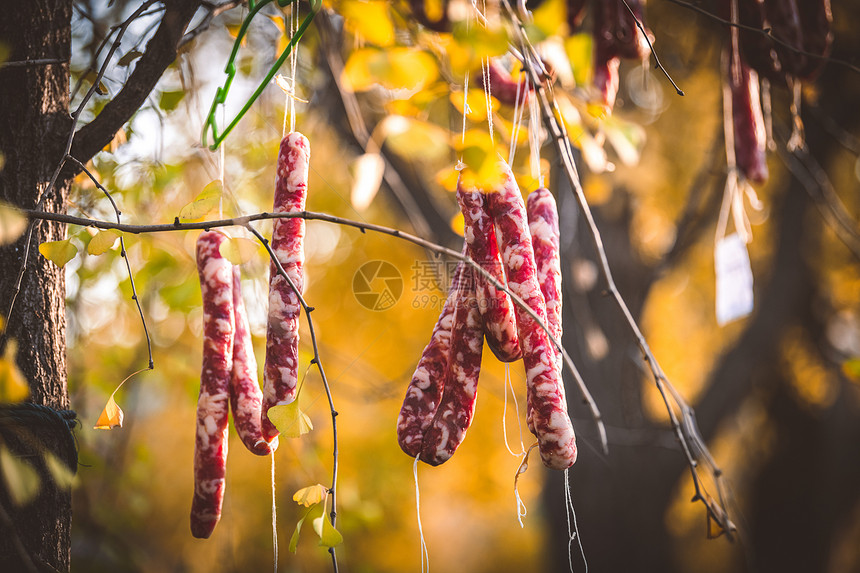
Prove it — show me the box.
[0,1,203,570]
[0,1,75,570]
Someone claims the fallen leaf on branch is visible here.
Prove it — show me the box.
[268,401,312,438]
[293,484,328,507]
[87,229,121,256]
[179,180,222,221]
[38,239,77,267]
[94,393,124,430]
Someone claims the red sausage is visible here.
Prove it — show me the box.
[230,267,274,456]
[397,262,462,457]
[476,59,531,107]
[527,188,562,353]
[728,50,768,184]
[457,176,521,362]
[419,266,484,465]
[487,161,577,470]
[262,132,310,441]
[191,231,234,539]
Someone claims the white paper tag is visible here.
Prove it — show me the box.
[715,233,754,325]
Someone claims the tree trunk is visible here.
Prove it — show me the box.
[0,1,74,571]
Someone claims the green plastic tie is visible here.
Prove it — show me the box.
[202,0,321,150]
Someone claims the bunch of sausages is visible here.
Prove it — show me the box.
[191,133,310,538]
[722,0,832,184]
[397,160,577,471]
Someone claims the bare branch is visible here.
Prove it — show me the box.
[22,207,608,451]
[70,0,203,165]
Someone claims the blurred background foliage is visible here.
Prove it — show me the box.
[33,0,860,571]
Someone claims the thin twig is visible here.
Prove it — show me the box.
[64,155,155,370]
[0,58,68,69]
[180,0,244,49]
[618,0,684,95]
[774,131,860,260]
[243,223,340,572]
[3,1,157,337]
[502,0,736,537]
[664,0,860,77]
[22,207,608,453]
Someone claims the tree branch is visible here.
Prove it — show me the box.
[70,0,203,166]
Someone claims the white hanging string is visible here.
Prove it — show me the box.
[414,455,430,573]
[289,2,299,134]
[501,364,525,456]
[564,468,587,573]
[219,106,226,219]
[271,449,278,573]
[508,71,527,166]
[481,57,495,145]
[462,71,470,146]
[528,86,543,187]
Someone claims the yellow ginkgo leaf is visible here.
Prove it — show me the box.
[527,0,566,41]
[293,484,328,507]
[94,394,124,430]
[267,401,312,438]
[565,33,593,88]
[312,512,344,548]
[0,339,29,403]
[0,201,27,246]
[38,239,77,268]
[444,23,510,77]
[342,48,438,93]
[383,118,451,162]
[456,130,506,189]
[0,444,40,506]
[179,180,223,221]
[87,229,121,256]
[341,0,395,46]
[220,237,260,265]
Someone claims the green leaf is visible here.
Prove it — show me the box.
[289,502,325,553]
[117,50,143,67]
[267,400,313,438]
[0,201,27,245]
[0,444,40,506]
[159,90,185,112]
[313,511,344,548]
[38,239,77,267]
[219,237,260,265]
[87,229,121,256]
[178,180,222,221]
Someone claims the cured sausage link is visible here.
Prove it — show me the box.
[487,162,577,470]
[728,50,768,184]
[420,266,484,466]
[457,176,521,362]
[262,132,310,441]
[191,231,234,539]
[397,262,463,457]
[230,267,274,456]
[527,188,562,351]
